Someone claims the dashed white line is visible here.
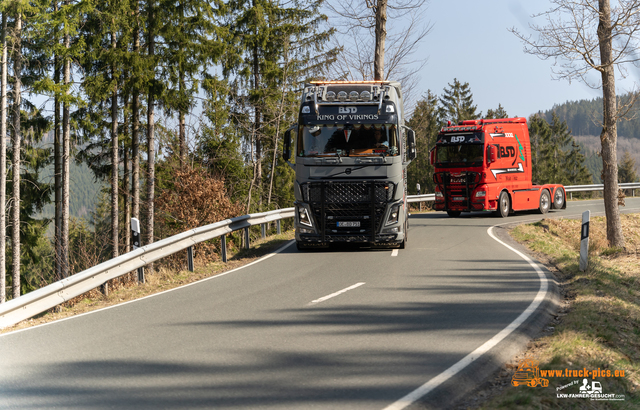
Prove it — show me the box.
[310,282,365,305]
[391,249,399,257]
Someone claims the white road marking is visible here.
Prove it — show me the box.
[391,249,399,257]
[310,282,365,305]
[383,225,549,410]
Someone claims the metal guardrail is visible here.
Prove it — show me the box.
[1,182,639,329]
[0,208,294,329]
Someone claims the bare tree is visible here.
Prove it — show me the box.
[326,0,432,108]
[511,0,640,248]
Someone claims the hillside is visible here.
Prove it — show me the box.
[541,97,640,183]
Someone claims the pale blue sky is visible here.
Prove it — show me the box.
[407,0,638,118]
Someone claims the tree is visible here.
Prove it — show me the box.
[485,104,508,119]
[407,90,439,195]
[510,0,640,248]
[439,78,480,124]
[0,11,7,303]
[528,113,592,186]
[327,0,431,106]
[618,150,639,182]
[11,5,23,298]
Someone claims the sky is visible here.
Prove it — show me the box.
[396,0,639,118]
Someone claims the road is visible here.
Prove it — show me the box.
[1,198,639,410]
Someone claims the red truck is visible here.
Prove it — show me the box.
[429,117,566,217]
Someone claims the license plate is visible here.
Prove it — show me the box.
[338,221,360,227]
[453,197,465,201]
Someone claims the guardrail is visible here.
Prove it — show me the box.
[2,182,639,329]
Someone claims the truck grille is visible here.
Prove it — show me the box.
[433,172,481,211]
[301,181,395,241]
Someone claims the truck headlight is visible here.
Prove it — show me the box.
[474,190,486,198]
[386,204,401,226]
[298,207,313,227]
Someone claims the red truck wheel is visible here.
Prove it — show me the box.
[553,187,565,209]
[539,190,550,214]
[495,191,510,218]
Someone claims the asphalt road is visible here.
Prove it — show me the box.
[1,198,639,410]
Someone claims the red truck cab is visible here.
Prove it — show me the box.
[429,117,566,217]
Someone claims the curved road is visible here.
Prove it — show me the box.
[1,198,639,409]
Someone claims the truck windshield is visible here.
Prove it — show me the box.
[297,124,399,157]
[436,144,484,167]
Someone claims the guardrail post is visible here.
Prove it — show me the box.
[187,246,194,272]
[277,220,281,235]
[261,223,266,239]
[244,227,250,250]
[579,210,590,272]
[131,217,145,284]
[221,234,227,263]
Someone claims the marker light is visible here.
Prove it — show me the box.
[360,91,371,101]
[298,207,313,227]
[301,106,310,114]
[326,91,336,102]
[386,105,395,113]
[337,91,348,102]
[349,91,359,101]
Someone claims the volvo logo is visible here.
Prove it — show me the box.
[339,107,357,114]
[345,168,352,175]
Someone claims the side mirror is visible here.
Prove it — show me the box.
[406,128,416,161]
[429,147,436,166]
[282,125,295,162]
[487,145,497,165]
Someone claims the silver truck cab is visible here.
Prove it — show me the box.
[283,81,416,250]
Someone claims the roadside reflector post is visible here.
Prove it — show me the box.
[221,234,227,263]
[187,246,194,272]
[579,210,590,272]
[131,217,145,283]
[261,223,266,239]
[277,220,281,235]
[244,227,250,250]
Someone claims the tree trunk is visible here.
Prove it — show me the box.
[132,4,140,223]
[179,72,186,167]
[111,28,118,260]
[597,0,625,248]
[252,43,262,211]
[123,93,131,254]
[11,12,22,298]
[374,0,387,81]
[146,2,155,250]
[62,27,71,278]
[54,51,61,281]
[0,12,7,303]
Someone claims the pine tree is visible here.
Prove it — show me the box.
[438,78,480,124]
[485,104,508,119]
[618,150,639,182]
[407,90,440,194]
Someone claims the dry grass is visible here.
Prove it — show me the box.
[468,214,640,409]
[2,231,295,334]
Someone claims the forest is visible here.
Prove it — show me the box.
[0,2,630,302]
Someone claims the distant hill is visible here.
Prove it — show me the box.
[541,97,640,183]
[541,95,640,140]
[37,133,107,222]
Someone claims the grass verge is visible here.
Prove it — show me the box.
[1,231,294,334]
[466,214,640,409]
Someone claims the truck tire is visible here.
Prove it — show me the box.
[553,187,565,209]
[296,241,307,251]
[495,191,510,218]
[399,220,407,249]
[447,210,461,218]
[538,189,551,214]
